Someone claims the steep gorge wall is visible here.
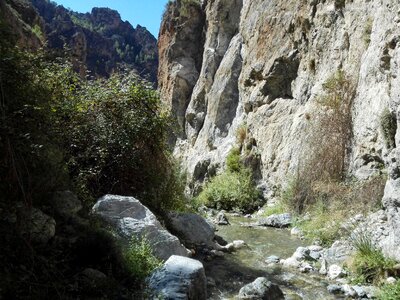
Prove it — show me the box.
[159,0,400,259]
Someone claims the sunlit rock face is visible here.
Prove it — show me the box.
[159,0,400,259]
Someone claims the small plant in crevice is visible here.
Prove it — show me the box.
[380,108,397,150]
[236,124,248,147]
[364,18,373,46]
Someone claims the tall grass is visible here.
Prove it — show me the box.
[349,232,397,284]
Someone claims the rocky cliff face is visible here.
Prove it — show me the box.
[159,0,400,260]
[3,0,158,82]
[31,0,158,82]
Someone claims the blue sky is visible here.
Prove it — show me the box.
[54,0,170,38]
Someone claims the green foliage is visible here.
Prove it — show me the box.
[196,168,261,212]
[350,233,397,284]
[124,237,162,280]
[70,14,94,31]
[0,25,186,213]
[289,176,386,246]
[379,281,400,300]
[261,203,285,218]
[31,24,44,40]
[380,108,397,149]
[226,147,241,173]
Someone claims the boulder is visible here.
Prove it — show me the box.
[257,213,292,228]
[51,190,82,218]
[21,207,56,245]
[77,268,108,291]
[148,255,207,300]
[165,211,216,248]
[92,195,188,260]
[238,277,284,300]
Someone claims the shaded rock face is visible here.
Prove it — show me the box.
[160,0,400,258]
[92,195,189,260]
[0,0,44,50]
[148,255,207,300]
[29,0,158,82]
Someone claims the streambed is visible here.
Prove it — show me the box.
[204,216,343,299]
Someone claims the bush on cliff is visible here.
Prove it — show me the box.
[197,148,261,212]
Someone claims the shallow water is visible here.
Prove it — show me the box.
[205,216,342,299]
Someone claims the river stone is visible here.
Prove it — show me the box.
[257,213,292,228]
[238,277,284,300]
[148,255,207,300]
[265,255,280,264]
[290,227,303,237]
[281,247,314,269]
[323,240,353,265]
[327,284,343,295]
[327,264,346,280]
[92,195,189,260]
[225,240,247,252]
[165,211,216,248]
[215,211,230,225]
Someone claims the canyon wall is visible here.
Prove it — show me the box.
[159,0,400,259]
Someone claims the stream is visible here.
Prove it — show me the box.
[204,216,343,299]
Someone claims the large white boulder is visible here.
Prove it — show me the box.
[92,195,189,260]
[148,255,207,300]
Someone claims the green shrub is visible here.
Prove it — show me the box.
[53,73,187,212]
[380,108,397,149]
[124,238,162,281]
[379,281,400,300]
[196,168,261,212]
[350,233,397,284]
[226,147,241,173]
[261,203,285,217]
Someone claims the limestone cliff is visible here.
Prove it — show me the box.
[159,0,400,260]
